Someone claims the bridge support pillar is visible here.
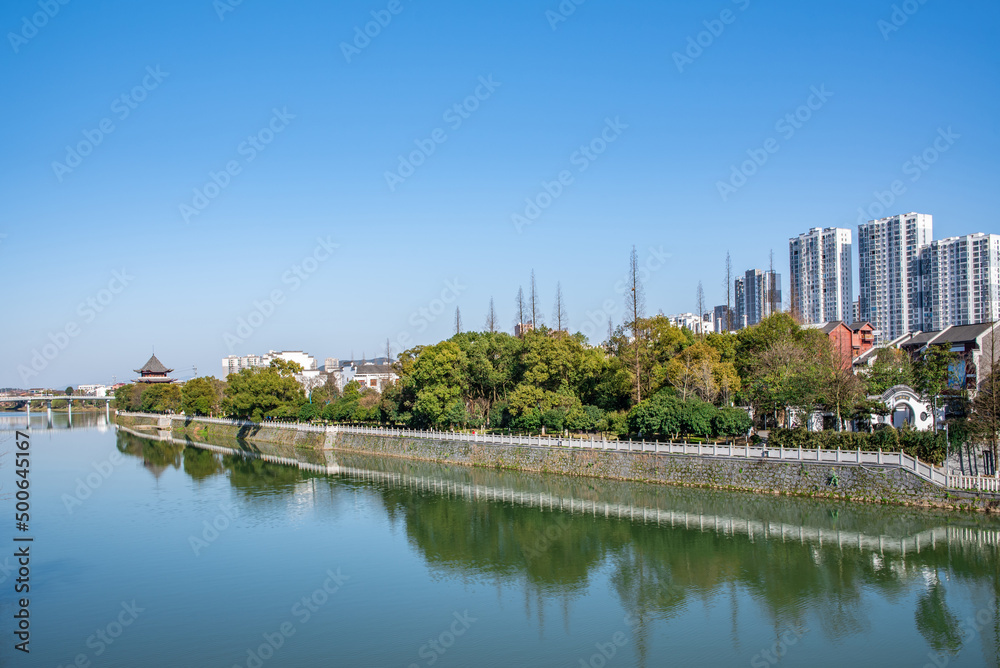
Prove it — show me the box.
[46,400,53,429]
[68,401,72,426]
[106,401,110,422]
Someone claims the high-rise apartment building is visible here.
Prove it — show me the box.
[221,354,265,377]
[734,269,782,328]
[857,213,933,341]
[788,227,852,325]
[923,233,1000,330]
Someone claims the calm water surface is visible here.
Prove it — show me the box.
[1,413,999,667]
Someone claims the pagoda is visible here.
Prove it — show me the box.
[134,354,175,384]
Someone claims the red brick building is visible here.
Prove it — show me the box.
[805,321,875,369]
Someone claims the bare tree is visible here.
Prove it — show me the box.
[695,281,706,337]
[627,246,645,402]
[971,322,1000,477]
[385,338,392,365]
[485,297,497,333]
[768,249,778,316]
[724,251,733,332]
[553,281,567,332]
[455,307,462,335]
[530,269,543,327]
[515,287,527,336]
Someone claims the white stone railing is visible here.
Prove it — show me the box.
[117,411,327,433]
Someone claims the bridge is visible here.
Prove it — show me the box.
[0,394,113,421]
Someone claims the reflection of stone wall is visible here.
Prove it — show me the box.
[332,433,1000,512]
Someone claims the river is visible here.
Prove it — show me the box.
[1,414,998,667]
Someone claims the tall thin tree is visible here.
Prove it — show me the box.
[627,246,645,402]
[530,269,542,327]
[485,297,497,333]
[724,251,733,332]
[454,307,462,335]
[695,281,706,338]
[515,287,527,337]
[769,248,782,318]
[553,281,567,332]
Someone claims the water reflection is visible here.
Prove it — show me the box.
[0,409,112,431]
[115,427,1000,665]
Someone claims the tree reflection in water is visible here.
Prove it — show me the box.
[116,429,1000,664]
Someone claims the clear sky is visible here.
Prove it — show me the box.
[1,0,998,388]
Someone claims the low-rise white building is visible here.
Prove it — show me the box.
[224,351,322,390]
[666,312,711,336]
[353,362,398,392]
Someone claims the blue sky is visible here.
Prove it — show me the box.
[1,0,998,387]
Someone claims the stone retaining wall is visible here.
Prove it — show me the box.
[331,432,1000,512]
[116,414,329,449]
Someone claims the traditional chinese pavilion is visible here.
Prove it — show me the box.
[134,354,175,384]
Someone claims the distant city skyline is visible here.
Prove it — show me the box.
[2,0,998,387]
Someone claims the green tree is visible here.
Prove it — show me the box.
[181,377,226,416]
[858,347,914,395]
[913,344,958,399]
[222,360,306,421]
[139,384,182,413]
[114,384,137,411]
[712,407,752,437]
[409,341,467,428]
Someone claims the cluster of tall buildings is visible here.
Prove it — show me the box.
[788,214,999,342]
